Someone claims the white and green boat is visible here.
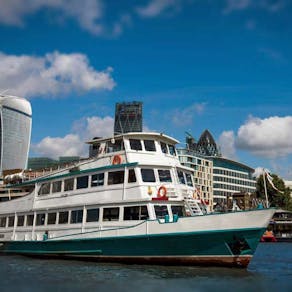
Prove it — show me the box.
[0,132,274,267]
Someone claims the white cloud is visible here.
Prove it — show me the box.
[83,117,114,139]
[0,0,105,35]
[31,134,83,158]
[0,51,115,98]
[223,0,286,14]
[223,0,251,14]
[136,0,182,18]
[32,116,114,159]
[235,116,292,158]
[171,102,206,127]
[218,130,237,160]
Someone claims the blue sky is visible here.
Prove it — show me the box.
[0,0,292,179]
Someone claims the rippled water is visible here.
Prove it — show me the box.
[0,243,291,292]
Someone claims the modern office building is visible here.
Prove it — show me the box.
[177,148,214,211]
[114,101,143,134]
[27,156,80,170]
[0,95,32,176]
[179,130,256,207]
[211,157,256,203]
[186,130,221,157]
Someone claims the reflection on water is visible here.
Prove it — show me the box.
[0,243,291,292]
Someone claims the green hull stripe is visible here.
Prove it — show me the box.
[0,227,266,258]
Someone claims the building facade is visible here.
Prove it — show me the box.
[177,149,214,210]
[211,157,256,203]
[27,156,80,170]
[114,101,143,134]
[179,130,256,208]
[0,95,32,176]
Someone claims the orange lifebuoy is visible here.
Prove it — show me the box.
[112,155,122,165]
[157,186,167,198]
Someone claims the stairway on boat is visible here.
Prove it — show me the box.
[183,196,204,216]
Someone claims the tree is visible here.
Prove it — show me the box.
[256,173,292,211]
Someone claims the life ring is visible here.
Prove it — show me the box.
[112,155,122,165]
[157,186,167,198]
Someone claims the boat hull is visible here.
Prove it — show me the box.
[0,227,265,268]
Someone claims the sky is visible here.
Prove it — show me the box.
[0,0,292,179]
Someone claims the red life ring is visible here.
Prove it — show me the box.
[157,186,167,198]
[112,155,122,165]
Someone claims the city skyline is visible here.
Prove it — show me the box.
[0,0,291,179]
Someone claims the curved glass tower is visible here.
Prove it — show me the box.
[0,95,32,176]
[196,130,220,157]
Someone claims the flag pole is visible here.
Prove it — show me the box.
[263,168,269,208]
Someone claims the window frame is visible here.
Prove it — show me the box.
[91,173,104,187]
[70,209,84,224]
[108,170,125,185]
[123,205,149,221]
[47,212,57,225]
[58,211,69,224]
[76,175,89,189]
[129,139,142,151]
[103,207,120,221]
[141,168,156,182]
[86,208,100,222]
[144,140,156,152]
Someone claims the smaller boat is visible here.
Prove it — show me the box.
[260,230,277,242]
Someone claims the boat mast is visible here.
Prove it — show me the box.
[263,168,269,208]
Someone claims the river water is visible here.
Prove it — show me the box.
[0,243,291,292]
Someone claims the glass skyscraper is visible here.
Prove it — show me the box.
[114,101,142,134]
[0,95,32,176]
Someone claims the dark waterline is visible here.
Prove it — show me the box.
[1,243,291,292]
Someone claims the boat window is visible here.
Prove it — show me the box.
[8,216,14,227]
[47,213,57,225]
[52,181,62,193]
[108,171,124,185]
[91,173,104,187]
[103,207,119,221]
[58,211,69,224]
[71,210,83,224]
[91,142,100,156]
[124,206,149,220]
[0,217,6,228]
[154,205,169,219]
[177,170,185,184]
[158,169,172,182]
[77,176,88,189]
[129,139,142,151]
[144,140,156,152]
[171,206,185,217]
[39,182,50,196]
[64,178,74,191]
[128,169,136,183]
[17,215,25,226]
[185,173,193,187]
[168,144,176,156]
[106,139,123,153]
[160,142,168,154]
[36,213,46,226]
[86,208,99,222]
[26,214,34,226]
[141,169,156,182]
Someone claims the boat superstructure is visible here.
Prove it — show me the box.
[0,132,274,267]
